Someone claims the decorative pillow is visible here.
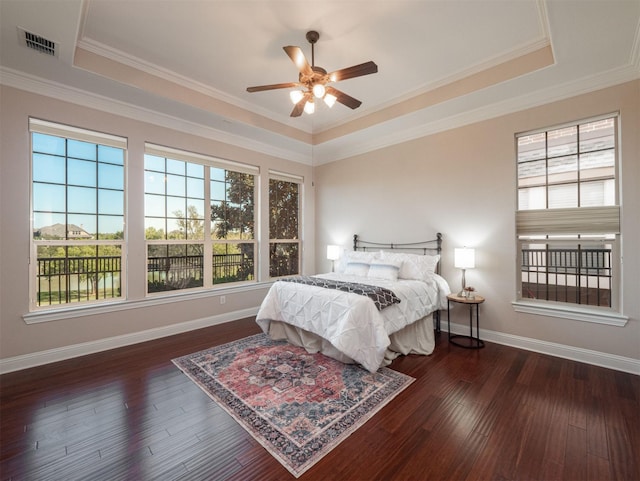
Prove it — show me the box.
[379,251,440,281]
[367,259,402,281]
[336,250,379,273]
[344,261,370,277]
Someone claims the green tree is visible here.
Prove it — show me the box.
[210,171,254,239]
[269,179,299,276]
[145,226,165,240]
[175,205,205,240]
[210,171,255,281]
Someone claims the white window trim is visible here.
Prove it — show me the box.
[515,114,622,319]
[512,300,628,326]
[144,143,259,293]
[268,172,302,278]
[29,119,128,312]
[23,282,273,324]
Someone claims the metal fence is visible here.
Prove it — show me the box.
[521,246,612,307]
[37,253,256,304]
[146,253,254,291]
[36,256,122,305]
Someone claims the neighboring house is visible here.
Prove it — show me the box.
[35,223,93,239]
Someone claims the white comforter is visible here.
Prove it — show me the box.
[255,272,450,372]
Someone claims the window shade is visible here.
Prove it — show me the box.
[29,118,127,149]
[269,169,304,184]
[146,143,259,175]
[516,206,620,236]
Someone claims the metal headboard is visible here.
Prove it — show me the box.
[353,232,443,275]
[353,232,443,332]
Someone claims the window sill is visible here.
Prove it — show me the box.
[23,282,274,325]
[512,300,628,327]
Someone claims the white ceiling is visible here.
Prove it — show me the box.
[1,0,639,164]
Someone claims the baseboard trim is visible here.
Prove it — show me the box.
[0,307,259,374]
[448,322,640,375]
[2,313,637,376]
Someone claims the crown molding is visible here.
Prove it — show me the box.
[76,38,297,129]
[313,63,640,165]
[77,39,289,123]
[631,15,640,72]
[0,67,312,165]
[2,56,638,168]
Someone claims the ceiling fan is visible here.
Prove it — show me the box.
[246,30,378,117]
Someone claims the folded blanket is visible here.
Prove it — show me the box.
[279,275,400,311]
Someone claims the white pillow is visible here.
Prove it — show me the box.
[379,251,440,281]
[367,259,402,281]
[344,261,370,277]
[336,250,379,273]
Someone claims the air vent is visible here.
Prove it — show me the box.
[18,27,57,57]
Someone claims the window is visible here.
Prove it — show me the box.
[515,115,620,311]
[269,171,302,277]
[144,144,257,293]
[30,119,126,309]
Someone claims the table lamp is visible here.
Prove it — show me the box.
[454,247,475,296]
[327,245,340,272]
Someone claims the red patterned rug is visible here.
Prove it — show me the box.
[172,333,414,477]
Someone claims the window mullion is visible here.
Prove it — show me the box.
[203,167,212,288]
[577,126,581,207]
[545,131,549,209]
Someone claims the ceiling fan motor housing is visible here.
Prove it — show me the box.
[299,66,328,88]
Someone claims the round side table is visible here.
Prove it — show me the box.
[447,294,485,349]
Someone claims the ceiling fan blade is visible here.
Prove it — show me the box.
[247,82,300,93]
[328,61,378,82]
[325,87,362,109]
[283,46,313,77]
[290,92,311,117]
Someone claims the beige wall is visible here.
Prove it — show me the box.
[314,80,639,361]
[0,86,314,361]
[1,80,638,368]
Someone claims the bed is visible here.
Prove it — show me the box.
[255,233,451,372]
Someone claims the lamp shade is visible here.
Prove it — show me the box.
[454,247,475,269]
[304,99,315,114]
[312,83,326,98]
[289,90,304,104]
[326,245,341,261]
[323,93,337,108]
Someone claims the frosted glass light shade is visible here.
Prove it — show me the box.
[323,93,337,108]
[289,90,305,104]
[454,247,475,269]
[304,100,315,114]
[312,83,325,98]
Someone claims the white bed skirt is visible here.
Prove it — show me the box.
[267,313,435,369]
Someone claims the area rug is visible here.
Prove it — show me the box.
[172,333,414,477]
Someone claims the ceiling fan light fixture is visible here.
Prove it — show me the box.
[324,93,337,108]
[312,83,325,99]
[290,90,305,105]
[246,30,378,118]
[304,99,315,114]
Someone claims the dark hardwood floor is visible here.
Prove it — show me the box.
[1,317,639,481]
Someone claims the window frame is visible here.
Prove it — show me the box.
[268,170,302,279]
[144,144,259,294]
[29,118,127,312]
[513,113,628,326]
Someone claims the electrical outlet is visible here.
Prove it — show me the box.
[220,295,226,305]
